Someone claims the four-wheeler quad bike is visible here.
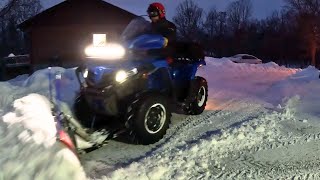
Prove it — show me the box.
[73,17,208,146]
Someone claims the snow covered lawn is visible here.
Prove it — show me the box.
[0,57,320,179]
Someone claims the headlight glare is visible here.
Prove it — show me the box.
[115,68,138,83]
[115,70,128,83]
[83,69,89,78]
[85,43,126,60]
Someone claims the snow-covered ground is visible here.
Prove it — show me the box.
[0,57,320,179]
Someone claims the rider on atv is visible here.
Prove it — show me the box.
[148,2,176,44]
[146,2,177,63]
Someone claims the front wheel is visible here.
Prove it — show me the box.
[126,94,171,145]
[185,76,208,115]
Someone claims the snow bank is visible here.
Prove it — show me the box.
[0,67,79,113]
[264,65,320,109]
[198,57,304,108]
[3,94,57,147]
[0,69,86,179]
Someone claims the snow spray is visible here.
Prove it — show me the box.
[47,67,63,129]
[48,67,53,103]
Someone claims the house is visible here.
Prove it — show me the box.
[18,0,137,69]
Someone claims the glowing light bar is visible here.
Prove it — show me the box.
[84,43,126,60]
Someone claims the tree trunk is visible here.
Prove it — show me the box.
[310,42,317,66]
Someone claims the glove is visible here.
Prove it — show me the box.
[163,37,168,47]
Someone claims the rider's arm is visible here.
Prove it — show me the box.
[162,22,176,44]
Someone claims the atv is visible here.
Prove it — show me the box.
[73,17,208,145]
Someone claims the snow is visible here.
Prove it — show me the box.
[0,57,320,179]
[7,53,15,57]
[0,68,86,179]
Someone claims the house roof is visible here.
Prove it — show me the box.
[18,0,137,31]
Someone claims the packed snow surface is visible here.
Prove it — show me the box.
[0,57,320,179]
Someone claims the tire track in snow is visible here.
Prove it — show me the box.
[250,132,320,153]
[210,117,320,179]
[213,159,320,180]
[160,99,266,147]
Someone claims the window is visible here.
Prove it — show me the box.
[242,55,252,59]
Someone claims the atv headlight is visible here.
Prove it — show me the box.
[115,68,138,83]
[85,43,126,59]
[83,68,89,78]
[115,70,127,83]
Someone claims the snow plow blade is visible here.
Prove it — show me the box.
[63,114,127,153]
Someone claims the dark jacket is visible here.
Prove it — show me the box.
[151,18,177,44]
[149,18,177,57]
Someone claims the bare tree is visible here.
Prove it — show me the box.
[0,0,42,56]
[285,0,320,66]
[203,8,227,38]
[3,0,42,23]
[173,0,204,41]
[284,0,320,15]
[0,0,18,19]
[0,0,41,22]
[203,7,219,38]
[202,8,227,56]
[226,0,253,31]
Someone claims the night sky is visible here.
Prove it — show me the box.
[42,0,285,20]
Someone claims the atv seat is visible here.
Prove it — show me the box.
[173,41,205,63]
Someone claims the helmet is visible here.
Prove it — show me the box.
[147,2,165,18]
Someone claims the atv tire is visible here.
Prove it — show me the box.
[73,95,95,128]
[185,76,208,115]
[126,94,171,145]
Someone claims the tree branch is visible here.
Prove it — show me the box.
[0,0,18,19]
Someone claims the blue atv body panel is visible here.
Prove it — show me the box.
[86,58,173,91]
[126,34,166,50]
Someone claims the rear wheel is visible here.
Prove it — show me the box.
[126,94,171,145]
[185,76,208,115]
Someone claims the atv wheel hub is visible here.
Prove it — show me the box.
[145,103,166,134]
[197,86,206,107]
